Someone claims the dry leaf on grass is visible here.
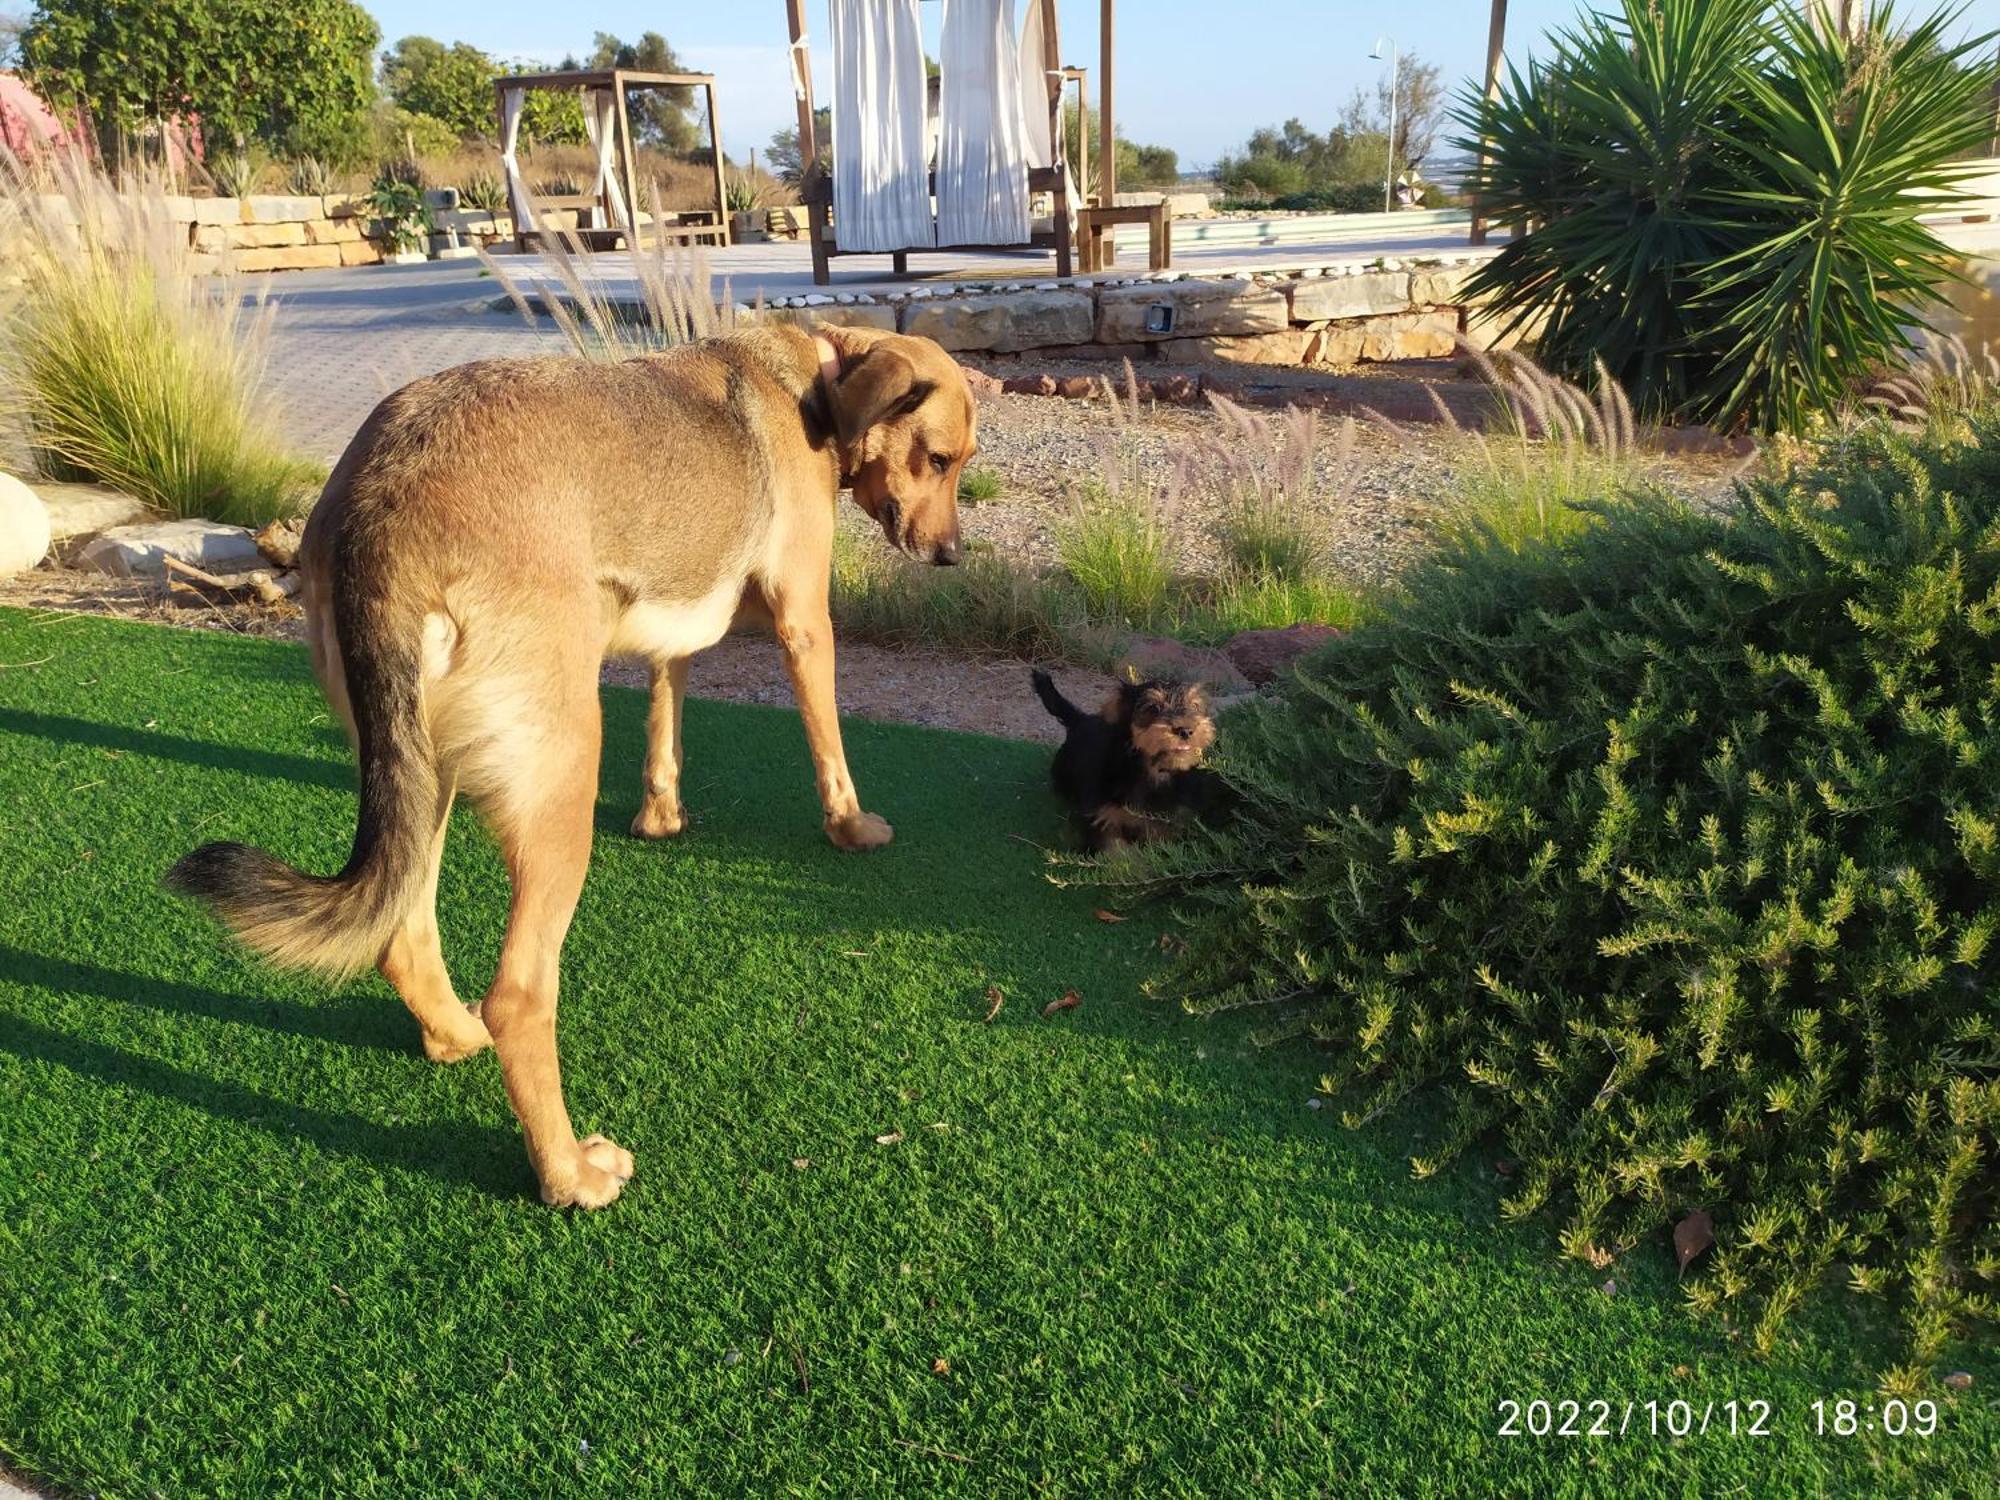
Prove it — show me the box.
[982,986,1004,1023]
[1093,909,1126,924]
[1042,990,1081,1017]
[1943,1371,1973,1391]
[1673,1210,1715,1274]
[932,1357,951,1376]
[874,1131,903,1146]
[790,1157,810,1170]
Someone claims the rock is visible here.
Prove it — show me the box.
[1412,266,1476,306]
[79,518,266,579]
[1224,623,1341,684]
[958,366,1004,398]
[1097,279,1290,343]
[1159,330,1311,366]
[1117,635,1253,695]
[1056,375,1097,399]
[899,289,1094,354]
[245,194,322,224]
[253,517,307,569]
[0,473,53,575]
[1289,271,1413,322]
[1150,374,1201,404]
[1002,373,1058,397]
[33,480,151,544]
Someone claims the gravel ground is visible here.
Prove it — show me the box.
[939,384,1745,589]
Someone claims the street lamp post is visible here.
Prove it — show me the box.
[1370,35,1399,213]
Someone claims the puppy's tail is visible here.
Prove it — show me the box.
[1031,668,1084,728]
[168,583,438,979]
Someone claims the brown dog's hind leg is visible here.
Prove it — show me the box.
[377,791,491,1064]
[476,680,634,1209]
[770,587,892,852]
[630,656,689,839]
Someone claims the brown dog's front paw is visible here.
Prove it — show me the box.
[539,1134,636,1210]
[826,810,894,851]
[421,1006,493,1064]
[630,796,686,840]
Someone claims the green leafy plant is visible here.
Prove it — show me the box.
[0,152,321,524]
[1457,0,1997,433]
[366,174,432,255]
[723,169,761,215]
[1078,410,2000,1375]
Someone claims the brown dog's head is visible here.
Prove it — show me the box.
[820,328,973,566]
[1109,679,1216,777]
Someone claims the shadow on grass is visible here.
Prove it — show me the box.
[0,708,348,792]
[0,1007,528,1198]
[0,947,412,1054]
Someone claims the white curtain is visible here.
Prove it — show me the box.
[1018,0,1053,170]
[580,87,631,230]
[498,87,540,234]
[830,0,933,252]
[937,0,1032,246]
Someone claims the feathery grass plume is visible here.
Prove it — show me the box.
[1365,342,1655,553]
[0,148,321,525]
[1867,333,2000,436]
[1189,393,1345,584]
[481,183,742,361]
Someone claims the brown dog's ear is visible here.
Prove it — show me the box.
[827,346,935,448]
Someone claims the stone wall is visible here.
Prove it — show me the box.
[756,256,1505,371]
[21,193,515,274]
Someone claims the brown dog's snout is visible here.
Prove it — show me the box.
[931,535,961,566]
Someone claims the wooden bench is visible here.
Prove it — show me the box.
[1075,201,1171,273]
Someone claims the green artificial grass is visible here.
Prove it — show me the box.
[0,608,1992,1496]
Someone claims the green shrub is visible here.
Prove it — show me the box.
[957,465,1003,504]
[285,155,338,196]
[0,155,320,525]
[207,148,266,199]
[1268,185,1384,214]
[831,533,1086,661]
[1082,414,2000,1374]
[455,168,507,214]
[1457,0,1996,433]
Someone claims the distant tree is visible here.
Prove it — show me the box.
[20,0,377,157]
[588,30,696,152]
[768,106,831,186]
[381,35,497,140]
[1346,52,1445,173]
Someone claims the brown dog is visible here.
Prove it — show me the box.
[169,323,974,1208]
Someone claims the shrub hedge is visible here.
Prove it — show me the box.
[1085,413,2000,1375]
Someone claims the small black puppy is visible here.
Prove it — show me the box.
[1031,669,1219,851]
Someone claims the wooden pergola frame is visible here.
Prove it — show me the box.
[494,68,732,253]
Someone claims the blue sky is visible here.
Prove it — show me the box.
[360,1,2000,169]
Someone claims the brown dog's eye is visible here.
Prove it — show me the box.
[929,452,953,474]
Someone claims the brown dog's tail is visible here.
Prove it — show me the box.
[168,587,438,979]
[1031,668,1084,728]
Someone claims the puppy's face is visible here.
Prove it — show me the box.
[823,330,973,567]
[1121,682,1215,774]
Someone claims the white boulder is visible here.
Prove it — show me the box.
[0,473,52,575]
[79,518,265,579]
